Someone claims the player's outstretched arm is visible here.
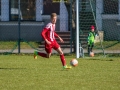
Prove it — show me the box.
[58,36,64,43]
[54,32,64,43]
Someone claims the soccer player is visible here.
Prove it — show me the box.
[87,25,96,55]
[34,13,71,69]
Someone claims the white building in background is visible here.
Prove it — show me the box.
[0,0,120,40]
[1,0,43,21]
[60,1,68,31]
[0,0,120,21]
[1,0,9,21]
[0,0,69,31]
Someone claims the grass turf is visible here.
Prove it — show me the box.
[0,55,120,90]
[0,41,120,50]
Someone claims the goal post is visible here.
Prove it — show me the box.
[76,0,80,58]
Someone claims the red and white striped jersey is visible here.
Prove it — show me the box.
[41,22,58,41]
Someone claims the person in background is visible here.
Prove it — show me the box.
[87,25,96,55]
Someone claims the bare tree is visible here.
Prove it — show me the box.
[64,0,76,30]
[64,0,76,52]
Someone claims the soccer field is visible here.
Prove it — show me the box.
[0,54,120,90]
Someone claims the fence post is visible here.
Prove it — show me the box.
[18,0,21,53]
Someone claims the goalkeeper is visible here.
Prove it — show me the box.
[87,25,96,55]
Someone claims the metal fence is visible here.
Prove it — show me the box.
[0,0,120,55]
[0,0,71,54]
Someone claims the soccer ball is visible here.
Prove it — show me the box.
[90,52,94,57]
[70,59,78,67]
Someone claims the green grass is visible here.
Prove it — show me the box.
[0,41,120,50]
[95,41,120,50]
[0,41,39,49]
[0,54,120,90]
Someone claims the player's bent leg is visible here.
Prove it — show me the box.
[88,45,91,55]
[90,43,94,52]
[34,50,38,59]
[34,50,48,59]
[56,47,71,69]
[63,65,72,69]
[56,47,63,55]
[46,53,51,58]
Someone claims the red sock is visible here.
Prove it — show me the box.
[38,52,47,58]
[60,54,66,66]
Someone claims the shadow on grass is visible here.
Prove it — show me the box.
[0,68,26,70]
[86,58,114,61]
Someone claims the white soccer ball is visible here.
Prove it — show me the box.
[90,52,94,57]
[70,59,78,67]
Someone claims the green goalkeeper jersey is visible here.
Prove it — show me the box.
[87,31,95,45]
